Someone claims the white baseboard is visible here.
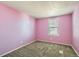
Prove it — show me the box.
[71,45,79,56]
[37,40,79,56]
[0,40,36,57]
[37,40,72,46]
[1,40,79,57]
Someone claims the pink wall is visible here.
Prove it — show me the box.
[36,14,72,45]
[72,6,79,55]
[0,3,79,56]
[0,4,35,56]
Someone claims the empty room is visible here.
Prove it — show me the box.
[0,1,79,57]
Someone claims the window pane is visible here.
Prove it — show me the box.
[48,18,59,36]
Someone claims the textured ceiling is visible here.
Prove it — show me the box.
[1,1,79,18]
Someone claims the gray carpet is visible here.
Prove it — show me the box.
[3,41,78,57]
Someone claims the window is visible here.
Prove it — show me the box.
[48,18,59,36]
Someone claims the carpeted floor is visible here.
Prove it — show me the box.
[3,41,78,57]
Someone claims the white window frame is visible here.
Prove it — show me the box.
[48,18,59,36]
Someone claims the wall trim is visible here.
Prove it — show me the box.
[37,40,79,56]
[0,40,36,57]
[37,40,72,46]
[71,45,79,56]
[1,40,79,57]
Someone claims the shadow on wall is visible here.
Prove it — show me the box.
[0,4,35,56]
[0,3,79,56]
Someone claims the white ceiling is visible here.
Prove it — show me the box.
[1,1,79,18]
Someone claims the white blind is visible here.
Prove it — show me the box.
[48,18,59,36]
